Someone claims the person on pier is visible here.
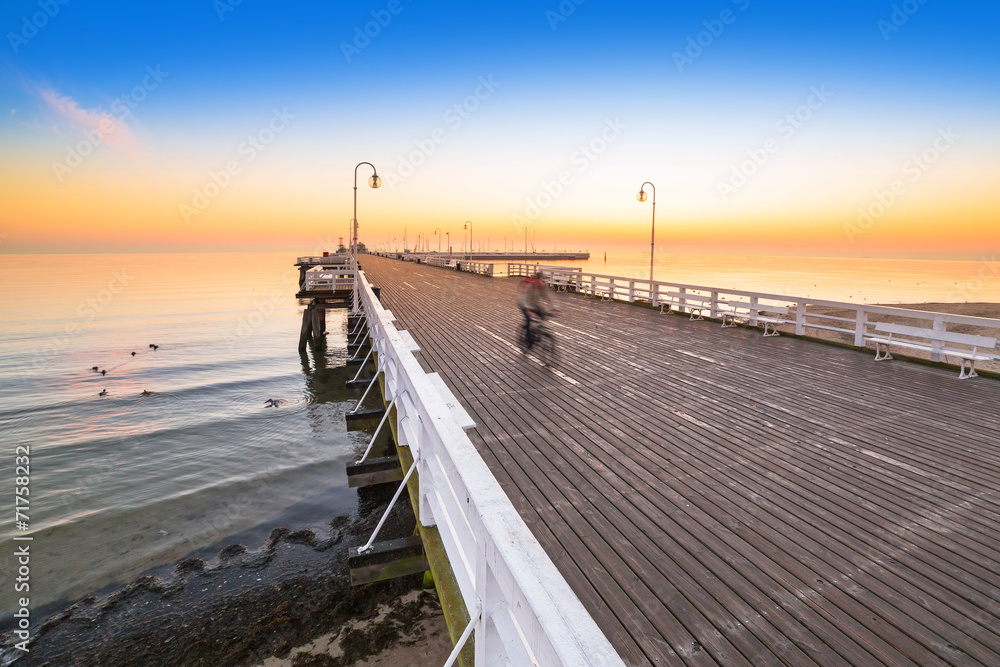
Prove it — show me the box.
[517,271,551,349]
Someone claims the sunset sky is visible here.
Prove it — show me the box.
[0,1,997,256]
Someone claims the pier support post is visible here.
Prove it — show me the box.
[298,304,314,353]
[312,304,325,347]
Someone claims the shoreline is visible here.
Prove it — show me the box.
[1,484,452,666]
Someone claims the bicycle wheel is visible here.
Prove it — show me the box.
[540,331,559,367]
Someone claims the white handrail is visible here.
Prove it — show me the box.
[458,261,494,277]
[356,270,624,667]
[298,254,353,265]
[506,264,1000,354]
[303,263,356,292]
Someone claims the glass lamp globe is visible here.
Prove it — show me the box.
[637,190,648,202]
[369,175,382,189]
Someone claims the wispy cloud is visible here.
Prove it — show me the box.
[37,85,138,153]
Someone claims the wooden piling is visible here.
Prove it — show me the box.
[298,304,313,353]
[311,305,325,347]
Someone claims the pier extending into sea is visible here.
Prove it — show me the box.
[297,251,1000,666]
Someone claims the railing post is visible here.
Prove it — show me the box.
[710,291,719,319]
[854,306,867,347]
[931,314,945,362]
[628,279,635,303]
[795,300,806,336]
[679,287,687,313]
[749,296,759,326]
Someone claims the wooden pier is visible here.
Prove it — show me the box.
[356,253,1000,666]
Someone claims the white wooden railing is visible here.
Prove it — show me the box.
[424,256,455,268]
[506,264,1000,360]
[457,261,494,277]
[304,264,355,292]
[298,254,353,265]
[355,270,623,667]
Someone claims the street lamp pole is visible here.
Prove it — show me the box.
[434,227,441,253]
[637,182,656,283]
[464,221,472,255]
[353,161,381,313]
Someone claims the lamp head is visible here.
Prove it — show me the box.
[637,190,648,203]
[368,174,382,189]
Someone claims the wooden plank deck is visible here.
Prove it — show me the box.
[358,255,1000,667]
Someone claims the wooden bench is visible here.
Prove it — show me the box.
[656,292,713,320]
[717,300,791,337]
[542,270,580,293]
[865,322,997,379]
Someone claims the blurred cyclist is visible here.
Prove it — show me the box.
[517,271,550,349]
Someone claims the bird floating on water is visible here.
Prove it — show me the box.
[100,370,107,376]
[91,366,99,372]
[140,390,153,396]
[131,351,136,356]
[149,344,159,350]
[99,389,107,397]
[264,398,282,408]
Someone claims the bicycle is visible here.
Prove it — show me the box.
[518,310,559,367]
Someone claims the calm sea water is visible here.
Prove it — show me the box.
[0,253,366,616]
[1,250,998,617]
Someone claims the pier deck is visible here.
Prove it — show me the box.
[358,254,1000,666]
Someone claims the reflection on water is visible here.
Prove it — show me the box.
[0,253,366,615]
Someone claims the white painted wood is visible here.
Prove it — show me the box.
[396,329,421,354]
[873,322,997,348]
[426,372,477,430]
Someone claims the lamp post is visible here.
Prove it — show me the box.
[637,182,656,283]
[446,231,450,256]
[353,161,381,313]
[464,221,472,255]
[434,227,441,253]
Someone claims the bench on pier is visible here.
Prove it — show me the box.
[865,322,997,379]
[543,269,582,293]
[717,300,791,337]
[656,292,714,321]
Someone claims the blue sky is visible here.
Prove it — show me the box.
[1,0,998,254]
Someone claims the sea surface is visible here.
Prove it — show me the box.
[0,252,367,618]
[1,250,999,619]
